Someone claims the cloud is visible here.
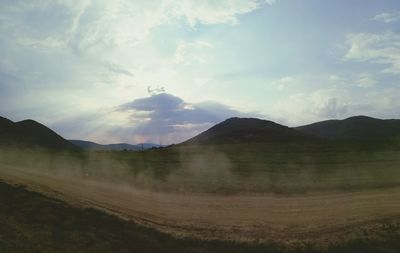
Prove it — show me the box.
[163,0,266,27]
[106,63,135,77]
[268,76,295,90]
[147,86,166,95]
[0,1,90,48]
[373,11,400,23]
[8,0,268,54]
[318,97,348,119]
[355,74,377,88]
[344,31,400,74]
[0,0,269,60]
[175,40,213,65]
[275,89,350,125]
[117,93,258,144]
[274,86,400,126]
[46,92,261,145]
[0,0,270,121]
[119,93,184,113]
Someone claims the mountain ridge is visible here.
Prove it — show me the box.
[0,117,76,150]
[180,117,319,145]
[2,115,400,149]
[69,140,162,151]
[295,115,400,140]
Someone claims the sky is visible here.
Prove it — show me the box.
[1,0,400,144]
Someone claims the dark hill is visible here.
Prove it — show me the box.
[181,117,317,145]
[0,117,14,133]
[295,116,400,140]
[0,117,76,150]
[68,140,108,150]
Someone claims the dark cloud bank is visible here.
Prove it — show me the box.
[51,93,258,145]
[116,93,258,144]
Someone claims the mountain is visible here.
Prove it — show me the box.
[68,140,107,150]
[69,140,162,151]
[295,116,400,140]
[0,117,14,133]
[181,117,318,145]
[0,117,76,150]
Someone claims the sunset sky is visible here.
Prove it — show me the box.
[1,0,400,144]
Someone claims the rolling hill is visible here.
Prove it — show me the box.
[3,115,400,150]
[295,116,400,140]
[0,116,76,150]
[181,117,318,145]
[0,117,14,131]
[69,140,162,151]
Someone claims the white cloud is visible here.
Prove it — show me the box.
[1,0,268,55]
[274,86,400,126]
[265,0,277,5]
[0,0,269,105]
[355,74,377,88]
[344,31,400,74]
[275,89,350,125]
[49,0,267,53]
[194,77,212,87]
[163,0,263,27]
[328,74,346,82]
[269,76,295,90]
[175,40,213,65]
[0,1,90,47]
[373,11,400,23]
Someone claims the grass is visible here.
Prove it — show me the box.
[1,140,400,194]
[0,180,399,253]
[0,140,400,251]
[90,140,400,193]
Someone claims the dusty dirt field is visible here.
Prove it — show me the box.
[0,164,399,244]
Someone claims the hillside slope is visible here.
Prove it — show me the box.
[296,116,400,140]
[0,116,76,150]
[181,117,317,145]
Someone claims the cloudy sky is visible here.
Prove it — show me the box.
[1,0,400,144]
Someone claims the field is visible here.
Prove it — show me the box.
[1,180,399,253]
[0,140,400,251]
[2,140,400,193]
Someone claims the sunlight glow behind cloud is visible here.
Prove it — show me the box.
[1,0,400,144]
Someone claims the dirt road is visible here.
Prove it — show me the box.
[0,164,399,243]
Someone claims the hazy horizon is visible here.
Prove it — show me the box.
[1,0,400,144]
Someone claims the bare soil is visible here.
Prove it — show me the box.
[0,164,399,245]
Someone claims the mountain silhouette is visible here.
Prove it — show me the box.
[181,117,317,145]
[69,140,162,151]
[3,115,400,149]
[0,116,76,150]
[295,116,400,140]
[0,117,14,134]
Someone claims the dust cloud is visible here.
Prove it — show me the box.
[1,141,400,194]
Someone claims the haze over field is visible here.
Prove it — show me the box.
[1,1,400,252]
[1,0,400,144]
[1,114,400,250]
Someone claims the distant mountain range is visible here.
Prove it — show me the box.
[0,116,75,150]
[181,116,400,145]
[68,140,162,151]
[0,116,161,151]
[295,116,400,140]
[1,115,400,150]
